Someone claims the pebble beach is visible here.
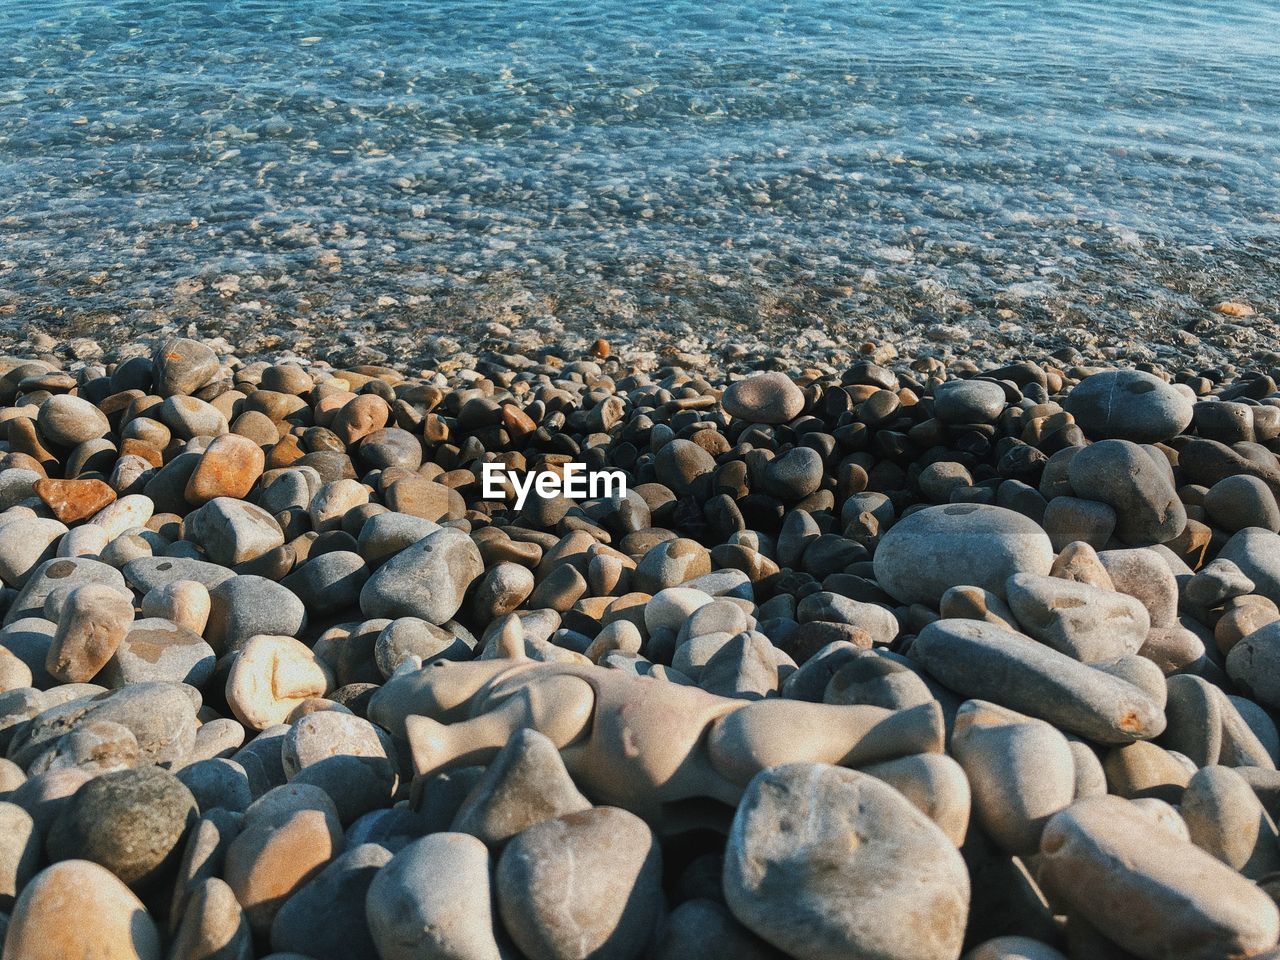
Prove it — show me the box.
[1,334,1280,960]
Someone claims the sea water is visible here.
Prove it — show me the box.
[0,0,1276,345]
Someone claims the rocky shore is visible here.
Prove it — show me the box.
[2,333,1280,959]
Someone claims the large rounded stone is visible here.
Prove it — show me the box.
[1067,440,1186,545]
[951,700,1076,855]
[724,763,969,960]
[155,337,220,397]
[367,833,505,960]
[223,806,342,937]
[47,765,198,887]
[1039,795,1280,959]
[3,859,162,960]
[722,372,805,424]
[359,527,483,625]
[1063,369,1193,443]
[496,807,663,960]
[1219,527,1280,608]
[910,619,1166,744]
[36,394,109,448]
[933,379,1006,424]
[1004,573,1149,663]
[270,843,391,960]
[872,504,1054,606]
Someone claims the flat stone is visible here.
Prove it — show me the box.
[724,763,969,960]
[175,758,253,815]
[34,478,116,524]
[873,504,1054,606]
[281,551,369,617]
[1227,621,1280,711]
[1219,527,1280,608]
[43,582,135,683]
[1181,765,1280,879]
[141,579,211,636]
[123,555,236,594]
[97,617,216,688]
[29,719,139,776]
[8,680,198,769]
[651,898,789,960]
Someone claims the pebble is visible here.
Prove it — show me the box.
[155,337,221,396]
[873,504,1054,606]
[360,527,484,624]
[226,634,335,730]
[497,806,664,960]
[910,619,1165,743]
[951,700,1076,855]
[721,372,805,424]
[185,497,284,567]
[1062,369,1193,443]
[36,394,110,448]
[98,618,216,688]
[269,843,391,960]
[47,764,198,887]
[3,859,162,960]
[1004,572,1149,662]
[223,805,343,936]
[1067,439,1186,545]
[206,575,307,653]
[34,477,116,524]
[724,763,969,960]
[1038,796,1280,959]
[367,833,505,960]
[933,378,1007,424]
[168,877,253,960]
[451,728,592,847]
[43,582,135,683]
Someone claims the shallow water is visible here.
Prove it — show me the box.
[0,0,1277,350]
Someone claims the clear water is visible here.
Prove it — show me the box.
[0,0,1277,351]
